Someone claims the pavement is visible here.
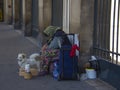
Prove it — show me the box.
[0,22,116,90]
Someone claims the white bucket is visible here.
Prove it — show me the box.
[86,68,96,79]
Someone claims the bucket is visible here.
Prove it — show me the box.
[19,68,25,76]
[86,68,96,79]
[24,72,32,80]
[30,68,39,76]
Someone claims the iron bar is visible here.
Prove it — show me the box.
[105,0,111,59]
[93,0,98,48]
[104,0,108,50]
[98,0,103,56]
[116,0,119,64]
[112,0,116,62]
[93,47,120,56]
[101,0,105,49]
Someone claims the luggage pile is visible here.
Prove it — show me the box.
[40,26,80,80]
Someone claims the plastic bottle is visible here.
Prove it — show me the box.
[53,62,59,80]
[25,64,30,73]
[24,64,32,80]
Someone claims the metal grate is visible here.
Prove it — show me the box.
[93,0,120,65]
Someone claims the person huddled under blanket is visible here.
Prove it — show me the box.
[40,27,72,76]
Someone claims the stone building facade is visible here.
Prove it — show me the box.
[2,0,120,89]
[3,0,95,69]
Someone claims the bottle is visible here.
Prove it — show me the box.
[53,62,59,80]
[25,64,30,73]
[24,64,32,80]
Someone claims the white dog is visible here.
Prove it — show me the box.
[17,53,42,72]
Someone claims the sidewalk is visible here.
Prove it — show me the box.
[0,23,116,90]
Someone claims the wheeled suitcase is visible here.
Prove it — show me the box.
[58,45,79,80]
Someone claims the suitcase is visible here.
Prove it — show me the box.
[58,45,80,80]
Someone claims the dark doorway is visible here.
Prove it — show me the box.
[19,0,23,29]
[31,0,39,38]
[52,0,63,27]
[14,0,22,29]
[0,0,4,22]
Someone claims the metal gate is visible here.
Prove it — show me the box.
[52,0,63,27]
[93,0,120,65]
[0,0,3,22]
[31,0,39,37]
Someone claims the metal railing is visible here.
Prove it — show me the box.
[93,0,120,65]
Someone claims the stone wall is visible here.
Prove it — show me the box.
[38,0,52,45]
[79,0,94,71]
[14,0,20,28]
[14,0,19,22]
[24,0,32,36]
[43,0,52,28]
[69,0,94,71]
[4,0,12,24]
[25,0,32,25]
[38,0,51,31]
[79,0,94,54]
[70,0,81,34]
